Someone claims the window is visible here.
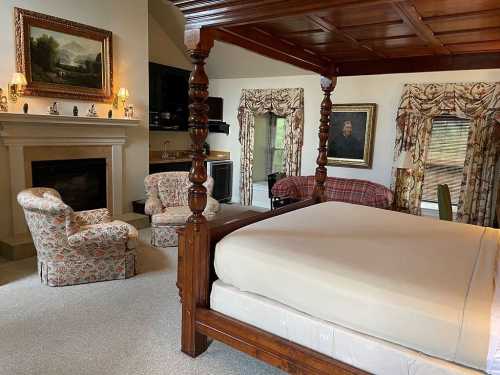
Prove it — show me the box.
[421,116,471,205]
[267,115,286,175]
[253,114,287,183]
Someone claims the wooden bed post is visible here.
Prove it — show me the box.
[181,28,214,358]
[313,75,337,202]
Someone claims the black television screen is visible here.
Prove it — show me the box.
[207,97,223,121]
[149,62,190,130]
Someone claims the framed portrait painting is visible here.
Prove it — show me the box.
[15,8,113,102]
[327,103,377,169]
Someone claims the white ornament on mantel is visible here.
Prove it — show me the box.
[0,112,139,236]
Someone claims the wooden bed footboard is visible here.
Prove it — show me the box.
[177,196,368,374]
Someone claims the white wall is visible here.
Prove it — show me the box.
[0,0,149,238]
[207,69,500,204]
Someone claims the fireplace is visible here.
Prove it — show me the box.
[31,158,107,211]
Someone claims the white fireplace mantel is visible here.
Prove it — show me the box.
[0,112,139,127]
[0,112,140,236]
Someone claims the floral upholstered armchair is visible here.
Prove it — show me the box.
[145,172,220,247]
[17,188,138,287]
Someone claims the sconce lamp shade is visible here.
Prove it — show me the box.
[117,88,129,100]
[11,72,27,86]
[394,150,414,170]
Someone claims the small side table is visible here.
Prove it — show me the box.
[132,199,146,215]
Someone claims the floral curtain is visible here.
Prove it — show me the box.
[238,88,304,206]
[392,82,499,225]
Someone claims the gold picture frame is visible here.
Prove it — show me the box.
[327,103,377,169]
[15,8,113,102]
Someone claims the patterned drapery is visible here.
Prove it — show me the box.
[392,82,500,225]
[238,88,304,205]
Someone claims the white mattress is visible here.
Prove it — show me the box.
[214,202,499,370]
[211,280,480,375]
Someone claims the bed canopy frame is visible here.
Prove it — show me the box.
[171,1,500,373]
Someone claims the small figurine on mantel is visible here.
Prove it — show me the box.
[73,106,79,116]
[108,109,113,119]
[86,104,98,117]
[124,104,134,119]
[23,103,29,114]
[0,89,8,112]
[48,102,59,115]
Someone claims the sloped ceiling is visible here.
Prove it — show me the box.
[206,41,310,79]
[148,0,312,78]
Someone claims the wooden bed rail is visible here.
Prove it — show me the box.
[209,198,317,244]
[195,308,367,375]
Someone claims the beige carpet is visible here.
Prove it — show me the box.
[0,228,282,375]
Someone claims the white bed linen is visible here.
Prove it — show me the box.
[488,257,500,374]
[214,202,499,370]
[211,280,480,375]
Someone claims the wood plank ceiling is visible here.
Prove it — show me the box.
[170,0,500,76]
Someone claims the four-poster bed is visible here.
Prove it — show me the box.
[171,1,500,374]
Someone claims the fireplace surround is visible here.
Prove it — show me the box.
[0,113,139,238]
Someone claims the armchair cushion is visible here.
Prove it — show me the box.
[67,222,129,254]
[145,196,163,216]
[153,207,191,225]
[206,196,220,214]
[72,208,112,226]
[152,199,219,226]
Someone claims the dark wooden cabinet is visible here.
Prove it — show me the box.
[149,161,191,174]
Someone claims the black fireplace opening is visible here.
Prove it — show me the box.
[32,158,107,211]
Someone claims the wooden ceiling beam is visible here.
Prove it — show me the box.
[423,7,500,24]
[176,0,404,29]
[339,20,404,31]
[212,28,333,76]
[435,25,500,37]
[336,52,500,76]
[308,15,386,58]
[392,2,450,55]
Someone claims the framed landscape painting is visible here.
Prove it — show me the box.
[327,103,377,169]
[15,8,113,101]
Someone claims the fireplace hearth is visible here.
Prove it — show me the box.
[32,158,107,211]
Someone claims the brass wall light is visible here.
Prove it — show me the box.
[113,87,129,109]
[8,72,27,102]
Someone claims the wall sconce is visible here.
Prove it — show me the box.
[113,87,129,109]
[8,72,27,102]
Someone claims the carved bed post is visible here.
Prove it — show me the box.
[181,28,214,358]
[313,76,337,202]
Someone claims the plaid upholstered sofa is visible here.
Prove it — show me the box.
[17,188,138,287]
[144,172,220,247]
[271,176,394,209]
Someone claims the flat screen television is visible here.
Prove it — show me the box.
[149,62,190,131]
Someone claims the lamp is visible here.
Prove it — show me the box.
[113,87,129,110]
[393,150,415,212]
[8,72,27,102]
